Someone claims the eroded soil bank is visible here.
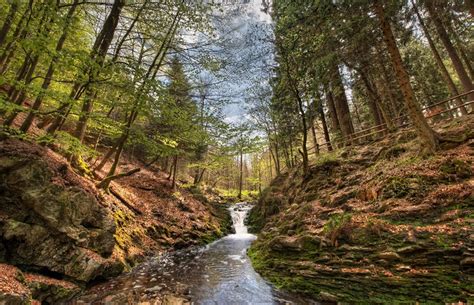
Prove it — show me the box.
[0,138,232,304]
[247,116,474,303]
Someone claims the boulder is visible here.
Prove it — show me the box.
[0,156,117,282]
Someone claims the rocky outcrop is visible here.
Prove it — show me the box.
[0,138,233,303]
[0,263,80,304]
[0,143,118,283]
[248,119,474,303]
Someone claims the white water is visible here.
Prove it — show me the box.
[72,202,317,304]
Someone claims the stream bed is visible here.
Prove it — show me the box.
[69,203,317,305]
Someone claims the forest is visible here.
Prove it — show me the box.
[0,0,472,304]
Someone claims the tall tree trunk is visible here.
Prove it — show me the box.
[94,7,182,172]
[318,100,332,151]
[3,54,41,126]
[325,85,341,135]
[267,146,273,178]
[74,0,125,142]
[100,109,138,189]
[238,149,243,199]
[331,64,354,143]
[310,120,319,156]
[374,0,439,153]
[426,2,474,102]
[20,0,79,132]
[376,54,401,118]
[296,95,309,174]
[111,0,148,63]
[171,155,178,189]
[273,141,281,174]
[0,0,34,73]
[0,2,18,47]
[446,19,474,81]
[412,1,467,115]
[356,65,394,131]
[47,1,125,135]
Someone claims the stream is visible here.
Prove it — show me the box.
[70,203,317,304]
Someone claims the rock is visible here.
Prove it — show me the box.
[396,245,423,254]
[319,291,338,302]
[0,156,117,282]
[377,251,401,261]
[270,236,303,251]
[338,244,372,252]
[163,295,190,305]
[0,292,30,305]
[25,273,81,304]
[395,264,411,272]
[0,264,31,305]
[145,286,162,292]
[460,257,474,267]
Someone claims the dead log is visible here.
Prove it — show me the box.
[97,167,140,189]
[109,185,143,215]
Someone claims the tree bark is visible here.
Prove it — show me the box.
[238,149,243,199]
[374,0,439,153]
[331,64,354,143]
[74,0,125,142]
[0,2,18,47]
[412,1,467,115]
[0,0,34,73]
[19,3,78,132]
[171,155,178,189]
[426,2,474,102]
[324,84,341,135]
[97,168,140,190]
[446,19,474,81]
[318,100,332,151]
[310,120,319,156]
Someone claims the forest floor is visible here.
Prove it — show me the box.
[0,132,232,304]
[248,114,474,304]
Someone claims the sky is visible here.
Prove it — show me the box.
[183,0,275,124]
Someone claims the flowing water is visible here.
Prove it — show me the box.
[70,203,318,305]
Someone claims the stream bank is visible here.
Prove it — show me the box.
[69,203,316,304]
[0,138,232,304]
[247,117,474,303]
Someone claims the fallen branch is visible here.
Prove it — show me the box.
[97,168,141,189]
[133,185,155,191]
[109,186,143,215]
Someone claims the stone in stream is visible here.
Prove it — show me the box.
[145,286,163,292]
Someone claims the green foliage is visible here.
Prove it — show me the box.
[53,131,98,159]
[323,213,352,236]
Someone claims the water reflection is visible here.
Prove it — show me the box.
[70,203,317,305]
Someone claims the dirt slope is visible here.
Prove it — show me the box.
[0,138,231,304]
[248,116,474,303]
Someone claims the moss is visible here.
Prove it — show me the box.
[186,185,209,203]
[381,176,432,199]
[440,159,472,179]
[379,145,407,160]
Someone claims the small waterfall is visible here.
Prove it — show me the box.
[229,203,253,236]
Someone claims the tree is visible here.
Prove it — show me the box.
[411,0,466,115]
[373,0,439,153]
[425,2,474,103]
